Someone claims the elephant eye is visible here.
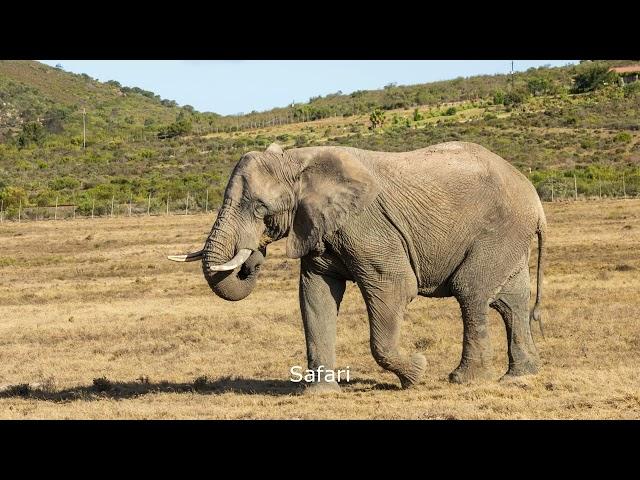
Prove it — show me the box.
[253,202,268,218]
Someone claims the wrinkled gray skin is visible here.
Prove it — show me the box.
[188,141,546,393]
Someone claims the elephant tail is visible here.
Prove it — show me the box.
[530,218,546,339]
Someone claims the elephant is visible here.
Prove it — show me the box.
[168,141,546,393]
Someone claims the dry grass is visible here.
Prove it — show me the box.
[0,199,639,419]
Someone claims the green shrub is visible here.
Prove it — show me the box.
[369,109,386,130]
[49,176,81,191]
[623,82,640,98]
[614,132,632,143]
[294,135,309,147]
[572,64,618,93]
[503,90,528,107]
[17,122,46,147]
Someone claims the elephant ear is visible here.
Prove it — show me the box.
[286,149,380,259]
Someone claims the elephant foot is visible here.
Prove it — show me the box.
[500,360,539,381]
[397,353,427,389]
[302,380,341,396]
[448,359,491,384]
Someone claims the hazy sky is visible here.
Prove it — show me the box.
[39,60,578,116]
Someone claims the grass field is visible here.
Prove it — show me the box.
[0,199,639,419]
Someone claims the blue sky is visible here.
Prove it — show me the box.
[39,60,578,116]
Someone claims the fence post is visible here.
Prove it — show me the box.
[205,189,209,213]
[185,192,190,215]
[55,196,58,220]
[0,199,3,223]
[111,196,115,218]
[574,174,578,201]
[551,180,554,203]
[92,198,95,219]
[19,199,22,223]
[623,173,626,199]
[166,196,169,215]
[148,193,152,216]
[129,194,132,216]
[73,204,76,219]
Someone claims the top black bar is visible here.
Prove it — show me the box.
[3,8,638,60]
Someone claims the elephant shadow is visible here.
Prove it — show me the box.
[0,377,399,402]
[0,377,301,402]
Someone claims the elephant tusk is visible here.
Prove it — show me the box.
[167,249,205,262]
[209,248,253,271]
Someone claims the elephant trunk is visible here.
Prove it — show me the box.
[202,206,265,301]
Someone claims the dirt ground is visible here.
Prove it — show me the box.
[0,199,638,419]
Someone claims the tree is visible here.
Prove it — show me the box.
[503,90,528,107]
[369,109,386,130]
[43,108,68,134]
[415,89,432,105]
[527,77,551,96]
[572,65,618,93]
[157,116,193,139]
[0,186,28,209]
[382,86,410,109]
[17,122,46,147]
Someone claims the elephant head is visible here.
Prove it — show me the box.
[168,143,379,301]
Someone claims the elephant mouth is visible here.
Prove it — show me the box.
[167,236,267,303]
[201,247,266,302]
[208,248,265,278]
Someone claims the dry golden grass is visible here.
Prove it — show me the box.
[1,199,639,419]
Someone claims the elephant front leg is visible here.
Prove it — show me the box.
[299,259,346,395]
[448,298,493,384]
[361,280,426,389]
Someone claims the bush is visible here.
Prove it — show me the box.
[527,77,551,96]
[157,118,192,139]
[572,65,618,93]
[503,90,528,107]
[369,109,386,130]
[444,107,457,116]
[49,176,81,191]
[623,82,640,98]
[294,135,309,147]
[17,122,46,147]
[614,132,632,143]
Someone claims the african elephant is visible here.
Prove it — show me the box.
[169,141,546,392]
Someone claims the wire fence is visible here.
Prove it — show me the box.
[1,174,640,223]
[0,191,220,223]
[534,173,640,202]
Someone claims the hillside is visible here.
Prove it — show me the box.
[0,60,639,220]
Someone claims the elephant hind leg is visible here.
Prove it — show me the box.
[490,264,540,379]
[448,241,524,384]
